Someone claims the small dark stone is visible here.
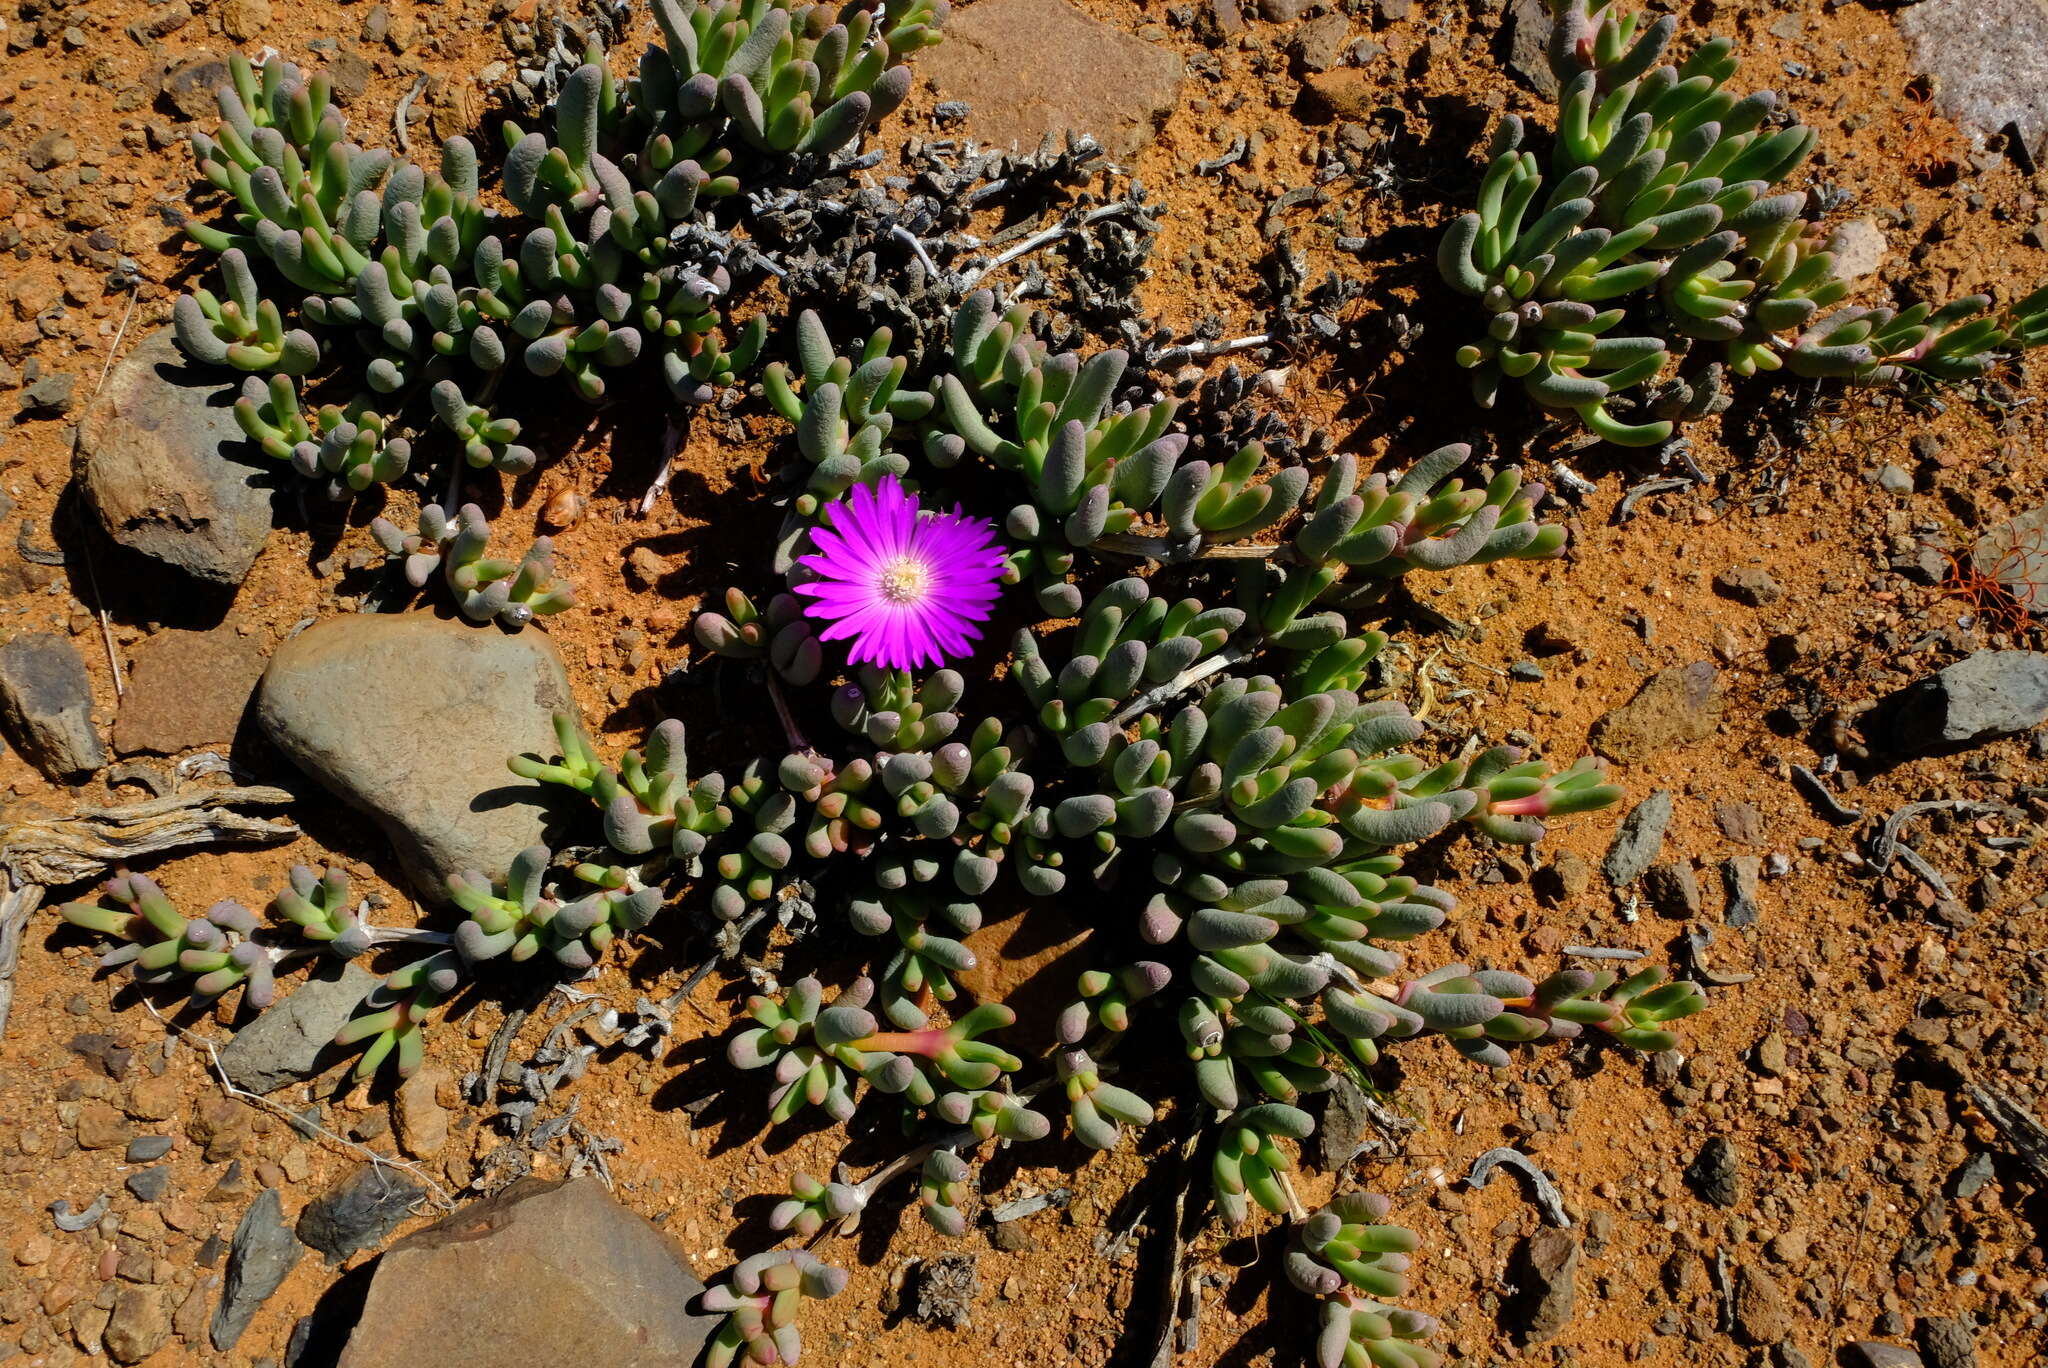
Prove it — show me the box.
[66,1032,133,1078]
[126,1136,173,1163]
[125,1167,172,1203]
[1643,862,1703,919]
[1867,651,2048,755]
[296,1163,426,1264]
[1686,1136,1742,1207]
[1845,1345,1925,1368]
[1310,1074,1372,1170]
[1509,659,1546,682]
[18,371,77,415]
[1512,1228,1579,1343]
[1916,1317,1977,1368]
[0,634,106,780]
[1949,1151,1995,1198]
[1722,856,1763,928]
[1713,566,1784,605]
[1602,789,1673,887]
[1504,0,1559,98]
[1714,801,1765,844]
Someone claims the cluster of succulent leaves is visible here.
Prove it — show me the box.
[1439,0,2048,445]
[500,292,1706,1362]
[370,502,575,628]
[173,0,948,498]
[56,843,669,1081]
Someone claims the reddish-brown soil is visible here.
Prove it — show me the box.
[1,1,2045,1366]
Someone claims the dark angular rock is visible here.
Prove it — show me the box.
[0,633,105,779]
[1868,651,2048,755]
[256,613,580,896]
[1601,789,1673,888]
[1642,861,1702,918]
[212,1189,305,1351]
[333,1177,717,1368]
[1310,1074,1373,1170]
[1687,1136,1742,1207]
[1949,1151,1995,1199]
[216,962,379,1094]
[77,329,275,589]
[125,1167,171,1203]
[297,1163,427,1265]
[1916,1317,1977,1368]
[1713,566,1784,605]
[1512,1228,1578,1343]
[1845,1345,1925,1368]
[125,1135,173,1162]
[1722,855,1763,928]
[1504,0,1559,99]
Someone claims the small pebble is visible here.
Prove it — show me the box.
[125,1136,173,1163]
[126,1167,172,1203]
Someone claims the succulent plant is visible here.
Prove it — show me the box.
[703,1250,847,1368]
[172,3,948,500]
[1439,0,2048,444]
[371,503,575,628]
[60,875,278,1007]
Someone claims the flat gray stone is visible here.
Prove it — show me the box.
[211,1189,304,1351]
[919,0,1183,160]
[77,329,276,589]
[1902,0,2048,160]
[298,1163,426,1265]
[256,613,579,897]
[1872,651,2048,754]
[1601,789,1673,888]
[217,962,379,1094]
[335,1177,717,1368]
[0,632,105,779]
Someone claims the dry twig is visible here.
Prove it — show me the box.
[0,876,45,1040]
[0,785,298,886]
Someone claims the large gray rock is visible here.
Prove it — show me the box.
[0,632,106,779]
[77,329,276,589]
[256,613,578,897]
[1902,0,2048,161]
[216,961,379,1093]
[335,1177,717,1368]
[919,0,1183,160]
[1871,651,2048,754]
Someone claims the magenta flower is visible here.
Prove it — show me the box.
[793,474,1006,670]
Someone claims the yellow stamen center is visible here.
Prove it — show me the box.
[878,555,929,604]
